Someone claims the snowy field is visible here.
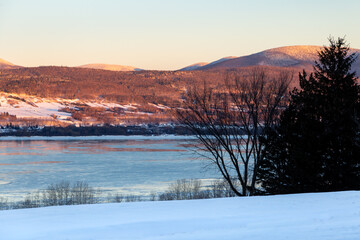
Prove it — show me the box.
[0,191,359,240]
[0,92,142,123]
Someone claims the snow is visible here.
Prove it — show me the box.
[84,101,129,109]
[0,94,71,118]
[149,103,170,109]
[0,92,139,122]
[266,45,321,61]
[0,191,359,240]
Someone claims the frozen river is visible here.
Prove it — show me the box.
[0,136,220,200]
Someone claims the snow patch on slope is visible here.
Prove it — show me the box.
[0,93,71,119]
[266,45,321,61]
[0,92,138,122]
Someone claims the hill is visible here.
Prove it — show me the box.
[0,191,359,240]
[179,56,237,71]
[201,46,321,69]
[185,46,360,74]
[0,58,22,69]
[0,45,358,127]
[0,63,345,127]
[78,63,143,71]
[179,62,208,71]
[0,66,236,126]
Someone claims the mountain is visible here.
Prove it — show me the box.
[199,46,322,70]
[0,58,22,69]
[179,57,237,71]
[203,56,238,68]
[179,62,208,71]
[181,46,360,74]
[78,63,143,71]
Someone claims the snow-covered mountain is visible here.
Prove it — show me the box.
[0,58,22,69]
[78,63,143,71]
[181,46,360,74]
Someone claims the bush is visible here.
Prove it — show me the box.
[18,191,42,209]
[159,179,202,200]
[13,181,97,209]
[0,197,10,210]
[2,179,239,211]
[158,179,238,201]
[209,178,240,198]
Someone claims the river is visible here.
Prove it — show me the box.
[0,135,220,200]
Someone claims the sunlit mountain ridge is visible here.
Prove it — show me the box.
[181,45,360,72]
[78,63,144,72]
[0,58,22,69]
[2,45,359,72]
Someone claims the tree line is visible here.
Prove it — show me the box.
[0,65,300,108]
[0,179,240,210]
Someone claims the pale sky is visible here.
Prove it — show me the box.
[0,0,359,70]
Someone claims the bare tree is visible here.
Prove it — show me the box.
[177,67,292,196]
[42,181,96,206]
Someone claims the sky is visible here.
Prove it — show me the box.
[0,0,359,70]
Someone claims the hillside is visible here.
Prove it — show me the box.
[0,64,341,127]
[0,66,235,126]
[180,56,237,71]
[179,62,208,71]
[0,45,359,127]
[201,45,320,69]
[0,58,22,69]
[0,191,359,240]
[78,63,143,71]
[192,46,360,74]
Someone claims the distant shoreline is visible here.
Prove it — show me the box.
[0,134,198,141]
[0,125,195,137]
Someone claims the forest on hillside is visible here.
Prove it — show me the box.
[0,65,308,129]
[0,66,300,106]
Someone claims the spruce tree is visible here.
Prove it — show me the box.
[258,38,360,194]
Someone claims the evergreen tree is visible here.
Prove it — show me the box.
[258,37,360,194]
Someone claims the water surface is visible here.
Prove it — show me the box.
[0,136,220,200]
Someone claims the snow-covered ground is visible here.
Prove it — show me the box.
[0,92,171,126]
[0,92,133,121]
[0,191,359,240]
[0,93,72,119]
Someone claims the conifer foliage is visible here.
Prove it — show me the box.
[258,38,360,194]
